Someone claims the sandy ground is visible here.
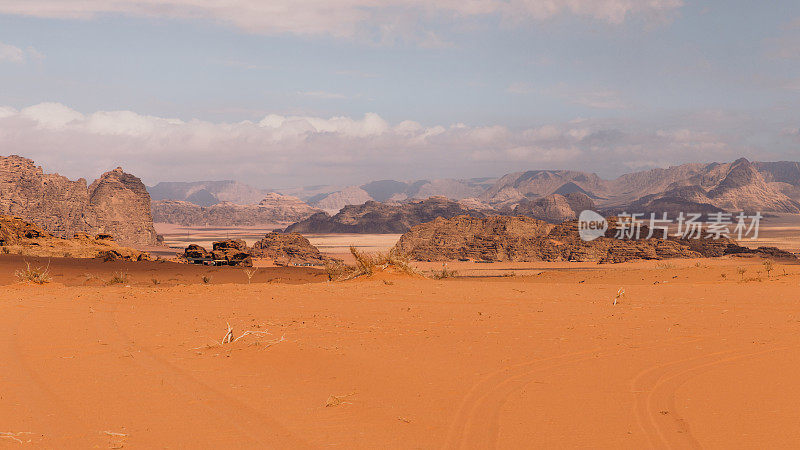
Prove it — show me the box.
[2,254,800,448]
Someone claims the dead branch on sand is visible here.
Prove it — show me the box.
[0,432,33,444]
[613,287,625,305]
[194,323,286,350]
[325,392,356,407]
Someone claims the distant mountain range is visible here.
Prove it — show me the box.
[147,158,800,229]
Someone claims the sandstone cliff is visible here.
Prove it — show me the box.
[0,156,158,246]
[0,215,150,260]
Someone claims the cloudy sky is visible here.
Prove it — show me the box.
[0,0,799,187]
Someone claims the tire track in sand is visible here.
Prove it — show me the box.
[444,335,702,449]
[631,344,792,449]
[88,296,312,448]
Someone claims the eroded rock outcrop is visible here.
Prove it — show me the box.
[90,167,159,246]
[251,232,327,265]
[394,215,796,263]
[0,156,158,246]
[0,215,150,260]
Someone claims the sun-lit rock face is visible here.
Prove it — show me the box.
[0,155,158,246]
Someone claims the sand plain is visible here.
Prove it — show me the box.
[2,253,800,448]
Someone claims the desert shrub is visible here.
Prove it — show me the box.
[350,246,375,276]
[324,259,352,281]
[736,267,747,280]
[202,275,212,284]
[107,270,129,285]
[151,278,161,285]
[15,261,51,284]
[763,259,775,277]
[432,267,458,279]
[325,247,420,282]
[2,247,10,254]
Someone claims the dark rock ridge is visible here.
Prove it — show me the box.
[151,193,320,226]
[183,233,327,266]
[183,239,253,266]
[394,215,796,263]
[0,155,158,246]
[285,196,489,234]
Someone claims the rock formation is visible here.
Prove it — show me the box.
[394,215,795,263]
[90,167,160,246]
[183,239,253,266]
[285,196,489,234]
[250,232,327,265]
[151,193,319,226]
[0,215,150,260]
[513,192,595,223]
[0,155,158,246]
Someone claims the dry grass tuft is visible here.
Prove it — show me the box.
[326,247,420,282]
[107,270,129,285]
[15,261,51,284]
[763,259,775,277]
[432,264,458,279]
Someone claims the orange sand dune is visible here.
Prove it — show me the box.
[1,256,799,448]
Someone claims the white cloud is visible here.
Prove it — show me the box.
[297,91,347,99]
[0,42,24,62]
[0,1,684,40]
[0,42,44,63]
[0,101,761,186]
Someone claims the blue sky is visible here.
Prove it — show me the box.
[0,1,798,187]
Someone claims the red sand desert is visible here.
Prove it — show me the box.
[2,256,800,448]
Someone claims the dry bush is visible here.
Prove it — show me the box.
[350,246,375,276]
[107,270,129,285]
[381,248,419,276]
[15,261,51,284]
[325,247,420,282]
[324,259,353,281]
[202,275,212,284]
[763,259,775,277]
[432,267,458,279]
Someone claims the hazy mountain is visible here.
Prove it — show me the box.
[148,180,267,206]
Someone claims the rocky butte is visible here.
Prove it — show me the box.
[0,155,158,246]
